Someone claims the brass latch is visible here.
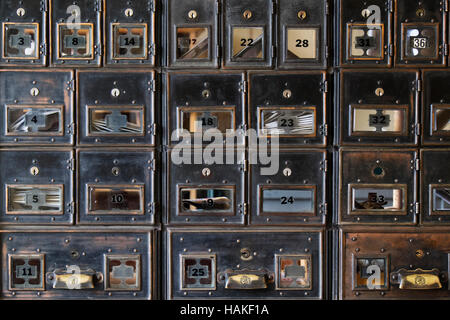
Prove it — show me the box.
[391,268,443,290]
[218,269,274,290]
[47,266,103,289]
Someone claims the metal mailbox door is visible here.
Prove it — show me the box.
[166,150,246,225]
[78,149,155,225]
[0,0,47,66]
[278,0,328,69]
[166,72,246,147]
[249,71,327,147]
[1,230,155,299]
[166,0,219,68]
[0,149,74,225]
[77,70,155,146]
[0,70,74,146]
[337,148,418,225]
[422,70,450,145]
[50,0,102,67]
[250,149,327,226]
[337,0,392,67]
[223,0,273,69]
[104,0,155,66]
[167,228,324,299]
[421,149,450,225]
[339,228,450,299]
[337,70,419,146]
[395,0,446,67]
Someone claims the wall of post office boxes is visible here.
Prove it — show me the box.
[0,0,449,300]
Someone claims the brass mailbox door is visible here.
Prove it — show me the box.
[278,0,328,69]
[337,0,392,67]
[340,228,450,299]
[77,70,155,146]
[104,0,155,66]
[0,70,74,146]
[0,0,47,66]
[167,228,324,299]
[395,0,446,67]
[422,70,450,146]
[166,0,219,68]
[337,70,419,146]
[166,72,246,147]
[50,0,102,67]
[249,149,327,226]
[223,0,273,69]
[337,148,418,225]
[166,150,246,226]
[249,71,327,147]
[78,149,155,225]
[421,149,450,225]
[1,230,155,299]
[0,149,73,225]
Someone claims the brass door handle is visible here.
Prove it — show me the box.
[391,268,443,290]
[218,269,274,290]
[46,266,103,289]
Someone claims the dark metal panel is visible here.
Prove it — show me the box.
[50,0,102,67]
[249,149,327,226]
[0,0,47,66]
[77,149,155,225]
[0,69,74,146]
[104,0,156,66]
[77,70,155,146]
[222,0,273,69]
[166,228,324,299]
[0,149,74,225]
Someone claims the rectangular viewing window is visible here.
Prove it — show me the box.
[351,105,407,134]
[354,256,388,290]
[87,106,144,136]
[6,105,63,136]
[112,23,147,59]
[260,186,315,215]
[7,185,63,215]
[178,107,235,134]
[349,184,406,215]
[347,24,384,60]
[88,185,144,215]
[286,27,319,60]
[181,255,216,290]
[57,23,94,59]
[276,255,312,290]
[232,27,264,60]
[176,27,209,60]
[431,105,450,134]
[179,186,234,215]
[3,23,39,59]
[259,107,316,137]
[431,185,450,215]
[402,23,438,60]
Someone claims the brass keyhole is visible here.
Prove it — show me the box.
[30,88,40,97]
[188,10,198,19]
[16,8,25,17]
[415,249,425,259]
[297,10,307,20]
[112,167,120,176]
[30,166,39,176]
[283,89,292,99]
[202,168,211,177]
[202,90,211,98]
[125,8,134,17]
[361,8,372,18]
[243,10,253,20]
[240,248,253,261]
[416,8,425,17]
[283,168,292,177]
[111,88,120,97]
[375,87,384,97]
